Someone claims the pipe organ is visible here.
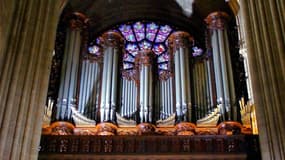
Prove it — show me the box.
[45,17,251,136]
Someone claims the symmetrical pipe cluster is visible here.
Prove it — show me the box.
[54,13,240,125]
[134,50,155,123]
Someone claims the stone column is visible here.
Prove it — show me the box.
[0,0,67,159]
[240,0,285,159]
[135,50,155,123]
[99,31,123,122]
[168,31,193,122]
[205,12,237,121]
[56,13,86,121]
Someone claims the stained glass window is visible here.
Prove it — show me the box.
[117,21,173,75]
[192,46,203,57]
[88,37,102,57]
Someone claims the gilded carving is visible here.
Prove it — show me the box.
[102,31,124,48]
[205,12,229,30]
[134,50,155,67]
[50,121,75,135]
[175,122,196,135]
[168,31,193,50]
[65,12,89,30]
[217,121,242,135]
[95,122,118,135]
[136,123,156,135]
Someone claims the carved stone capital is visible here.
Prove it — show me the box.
[102,31,124,48]
[168,31,193,50]
[205,12,229,30]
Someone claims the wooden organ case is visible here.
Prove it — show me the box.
[40,13,260,160]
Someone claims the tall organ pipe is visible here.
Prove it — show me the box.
[205,12,237,121]
[99,31,123,122]
[135,50,155,123]
[56,21,83,120]
[169,31,193,122]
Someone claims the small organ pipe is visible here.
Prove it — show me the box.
[224,30,237,120]
[174,51,182,117]
[218,30,231,120]
[100,46,109,121]
[169,78,174,114]
[179,48,187,108]
[78,60,86,113]
[122,79,126,116]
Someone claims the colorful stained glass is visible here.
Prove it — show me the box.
[155,25,172,42]
[192,46,203,57]
[157,53,169,63]
[139,40,151,50]
[153,44,166,55]
[146,23,159,41]
[123,53,135,62]
[158,63,168,70]
[88,45,100,55]
[119,24,136,42]
[126,43,139,52]
[123,63,134,70]
[133,22,145,41]
[118,21,174,72]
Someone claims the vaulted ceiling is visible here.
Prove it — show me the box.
[62,0,234,47]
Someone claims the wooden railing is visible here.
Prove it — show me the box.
[39,135,260,159]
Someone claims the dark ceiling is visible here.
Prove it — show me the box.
[62,0,234,47]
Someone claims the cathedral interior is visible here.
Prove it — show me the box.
[0,0,284,160]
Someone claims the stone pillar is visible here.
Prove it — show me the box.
[0,0,67,159]
[99,31,123,122]
[135,50,155,123]
[205,12,237,121]
[56,13,86,121]
[168,31,193,122]
[240,0,285,159]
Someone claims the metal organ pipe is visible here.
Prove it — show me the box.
[174,49,182,118]
[169,31,193,122]
[56,21,83,120]
[78,60,86,113]
[205,12,237,121]
[99,31,123,122]
[135,50,155,123]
